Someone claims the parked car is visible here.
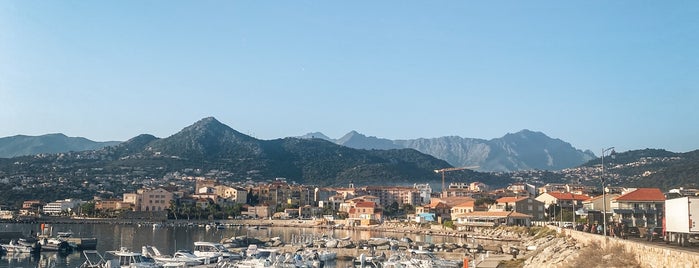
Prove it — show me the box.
[627,227,640,237]
[647,227,664,242]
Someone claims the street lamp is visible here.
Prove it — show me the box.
[601,147,615,236]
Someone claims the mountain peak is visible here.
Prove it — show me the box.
[191,117,223,128]
[149,117,260,158]
[299,132,332,141]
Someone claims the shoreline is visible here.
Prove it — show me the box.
[1,217,522,242]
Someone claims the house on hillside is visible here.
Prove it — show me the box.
[536,192,590,221]
[491,196,545,221]
[610,188,665,227]
[347,201,382,226]
[415,197,476,223]
[582,193,620,225]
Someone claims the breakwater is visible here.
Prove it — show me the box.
[563,227,699,268]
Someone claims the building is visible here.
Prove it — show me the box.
[95,199,131,211]
[536,192,590,209]
[491,196,546,221]
[454,211,533,227]
[415,197,475,223]
[581,193,620,225]
[214,185,248,204]
[442,183,478,198]
[140,188,174,212]
[507,183,537,196]
[610,188,665,227]
[363,186,422,207]
[0,207,14,220]
[413,184,432,204]
[243,205,272,219]
[195,179,217,193]
[43,199,85,215]
[469,182,489,192]
[347,201,383,226]
[21,200,44,215]
[450,200,476,218]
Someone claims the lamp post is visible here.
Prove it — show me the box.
[601,147,615,236]
[572,193,576,227]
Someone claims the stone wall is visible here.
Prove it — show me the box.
[558,227,699,268]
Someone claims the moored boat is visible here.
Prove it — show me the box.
[142,245,209,266]
[105,246,163,268]
[0,239,41,254]
[193,241,240,261]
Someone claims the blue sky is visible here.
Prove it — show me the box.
[1,1,697,153]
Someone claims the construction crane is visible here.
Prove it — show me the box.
[434,166,479,196]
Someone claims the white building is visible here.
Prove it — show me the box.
[43,199,85,215]
[414,184,432,205]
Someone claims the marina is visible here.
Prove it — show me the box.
[0,221,512,268]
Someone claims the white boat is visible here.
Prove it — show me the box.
[39,237,75,252]
[56,231,74,238]
[192,241,240,261]
[305,248,336,262]
[234,249,321,268]
[0,239,41,253]
[373,250,462,268]
[80,248,163,268]
[142,245,207,266]
[105,247,163,268]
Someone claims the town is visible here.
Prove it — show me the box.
[0,167,688,237]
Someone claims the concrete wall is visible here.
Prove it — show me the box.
[558,227,699,268]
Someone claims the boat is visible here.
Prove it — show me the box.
[192,241,241,261]
[142,245,207,266]
[305,248,336,262]
[0,239,41,254]
[105,247,163,268]
[233,249,321,268]
[370,250,461,268]
[56,231,74,238]
[38,237,74,253]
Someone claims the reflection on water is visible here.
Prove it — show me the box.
[0,222,481,268]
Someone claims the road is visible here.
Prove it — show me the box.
[622,234,699,253]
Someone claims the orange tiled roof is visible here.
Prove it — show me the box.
[614,188,666,202]
[355,201,376,208]
[454,211,533,218]
[546,192,591,201]
[453,201,475,207]
[496,196,528,203]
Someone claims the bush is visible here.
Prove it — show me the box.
[564,241,639,268]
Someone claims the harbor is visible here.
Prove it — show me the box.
[0,220,526,267]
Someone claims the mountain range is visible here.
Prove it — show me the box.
[0,134,120,158]
[1,117,699,208]
[300,130,596,172]
[1,124,596,173]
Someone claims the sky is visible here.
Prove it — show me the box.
[1,1,698,154]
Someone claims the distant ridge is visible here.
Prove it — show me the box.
[299,129,596,172]
[0,133,120,158]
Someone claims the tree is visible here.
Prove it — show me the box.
[475,197,496,206]
[247,189,259,205]
[443,220,455,230]
[80,202,96,217]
